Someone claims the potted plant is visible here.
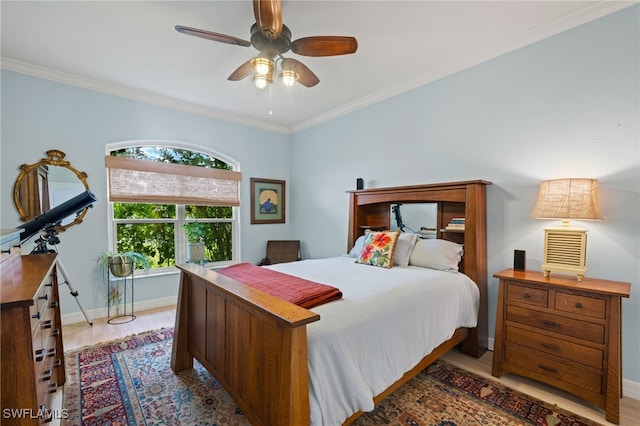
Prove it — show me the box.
[99,250,151,277]
[98,251,151,312]
[183,221,207,263]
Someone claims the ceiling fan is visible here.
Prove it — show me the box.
[175,0,358,89]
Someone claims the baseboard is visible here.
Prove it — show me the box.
[61,295,178,326]
[623,378,640,400]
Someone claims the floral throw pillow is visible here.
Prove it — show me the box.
[356,230,401,268]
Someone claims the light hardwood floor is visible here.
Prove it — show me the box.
[60,305,639,425]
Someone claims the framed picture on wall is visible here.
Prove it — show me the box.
[250,178,286,224]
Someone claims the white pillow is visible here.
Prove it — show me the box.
[409,238,463,271]
[393,232,418,267]
[348,235,366,257]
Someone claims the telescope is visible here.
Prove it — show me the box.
[18,190,98,247]
[14,189,97,325]
[392,204,405,232]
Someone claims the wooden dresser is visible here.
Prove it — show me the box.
[1,253,66,425]
[492,269,630,425]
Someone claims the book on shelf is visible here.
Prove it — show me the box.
[443,217,465,232]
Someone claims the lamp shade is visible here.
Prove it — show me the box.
[531,178,603,221]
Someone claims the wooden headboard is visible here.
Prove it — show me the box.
[346,180,492,357]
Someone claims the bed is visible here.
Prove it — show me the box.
[171,180,491,425]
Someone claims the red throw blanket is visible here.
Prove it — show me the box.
[217,262,342,309]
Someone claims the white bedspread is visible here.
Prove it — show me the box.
[267,256,480,426]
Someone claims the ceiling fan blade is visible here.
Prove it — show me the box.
[227,60,254,81]
[253,0,283,40]
[283,58,319,88]
[290,36,358,57]
[175,25,251,47]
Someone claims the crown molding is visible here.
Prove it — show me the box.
[2,2,634,136]
[0,57,290,135]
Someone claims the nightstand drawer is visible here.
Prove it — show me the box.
[506,283,548,307]
[506,305,605,344]
[505,325,603,369]
[555,291,606,319]
[505,345,602,394]
[506,345,602,396]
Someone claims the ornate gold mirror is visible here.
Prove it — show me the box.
[13,149,90,233]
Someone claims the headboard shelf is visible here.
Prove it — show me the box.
[347,179,492,357]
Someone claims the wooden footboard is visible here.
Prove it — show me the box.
[171,263,320,425]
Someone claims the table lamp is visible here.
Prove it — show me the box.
[531,178,603,281]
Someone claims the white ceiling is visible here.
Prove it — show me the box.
[1,1,634,134]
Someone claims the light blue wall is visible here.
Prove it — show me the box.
[1,6,638,384]
[290,6,639,382]
[1,71,291,316]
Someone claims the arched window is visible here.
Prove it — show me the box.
[106,142,241,273]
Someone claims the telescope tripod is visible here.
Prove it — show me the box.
[56,258,93,326]
[30,233,93,326]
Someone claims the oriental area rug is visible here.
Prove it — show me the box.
[62,328,602,426]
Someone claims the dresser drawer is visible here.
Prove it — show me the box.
[506,344,602,399]
[555,291,606,319]
[505,325,603,369]
[506,305,605,344]
[30,289,45,333]
[30,282,53,333]
[506,282,548,307]
[36,364,58,423]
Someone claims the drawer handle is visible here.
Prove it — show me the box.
[48,382,58,393]
[51,328,61,337]
[45,282,53,287]
[574,302,583,308]
[43,319,53,329]
[541,320,560,328]
[38,293,49,301]
[538,364,558,374]
[50,301,60,308]
[539,342,559,352]
[522,293,530,299]
[53,359,62,368]
[47,348,57,358]
[39,404,53,422]
[41,369,52,381]
[34,348,45,362]
[32,312,41,320]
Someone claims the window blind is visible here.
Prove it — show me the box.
[105,156,242,206]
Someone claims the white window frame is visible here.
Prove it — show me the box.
[106,140,241,275]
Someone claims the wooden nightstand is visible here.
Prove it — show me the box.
[492,269,630,425]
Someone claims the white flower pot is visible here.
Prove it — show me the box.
[187,242,205,263]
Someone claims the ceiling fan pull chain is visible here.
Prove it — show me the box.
[269,84,273,115]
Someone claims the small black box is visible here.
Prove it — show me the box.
[356,178,364,190]
[514,250,526,271]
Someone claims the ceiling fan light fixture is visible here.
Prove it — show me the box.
[252,56,273,76]
[254,73,268,89]
[281,69,298,87]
